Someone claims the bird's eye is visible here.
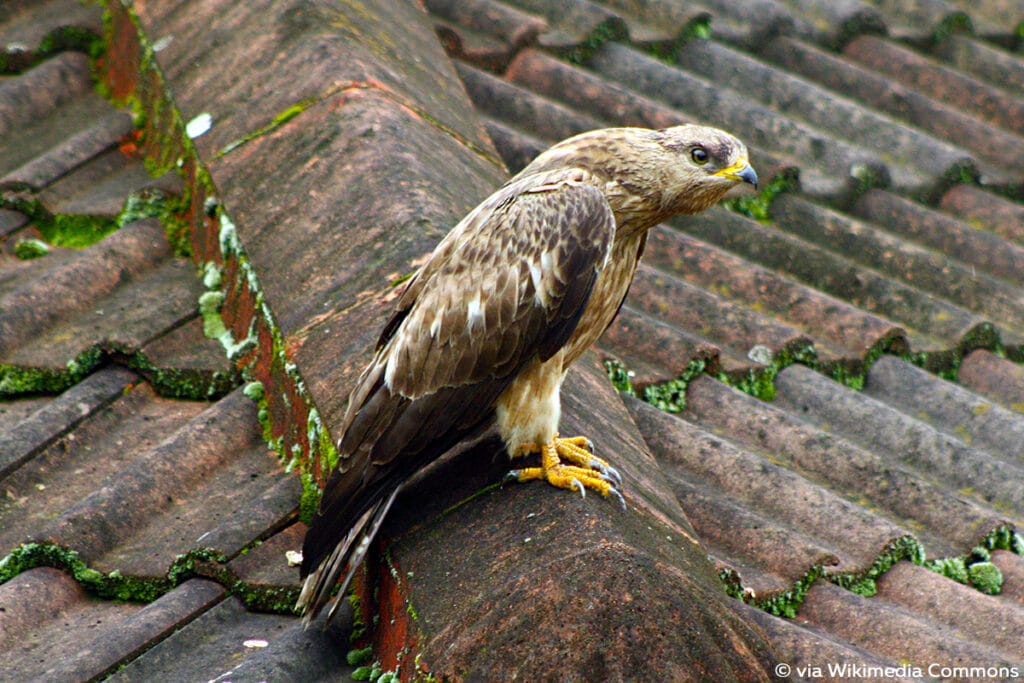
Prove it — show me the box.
[691,147,709,165]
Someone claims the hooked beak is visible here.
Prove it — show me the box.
[713,158,759,190]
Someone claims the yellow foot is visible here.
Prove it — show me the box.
[506,434,626,509]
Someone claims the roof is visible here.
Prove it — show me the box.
[2,0,1024,680]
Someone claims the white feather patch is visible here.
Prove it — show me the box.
[540,249,554,274]
[429,304,445,338]
[529,262,546,305]
[466,294,484,331]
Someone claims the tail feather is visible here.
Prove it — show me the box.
[297,486,402,626]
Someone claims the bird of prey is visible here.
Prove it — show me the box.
[298,125,757,623]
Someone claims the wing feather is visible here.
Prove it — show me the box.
[299,169,615,621]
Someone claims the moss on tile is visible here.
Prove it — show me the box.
[0,541,302,614]
[0,187,188,252]
[13,238,50,260]
[216,96,320,157]
[924,526,1023,595]
[0,347,103,398]
[565,18,628,66]
[722,168,798,223]
[602,358,636,397]
[830,535,927,598]
[0,24,105,74]
[124,349,239,400]
[0,542,168,603]
[932,11,973,44]
[721,564,825,619]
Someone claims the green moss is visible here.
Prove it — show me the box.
[38,25,106,60]
[0,193,106,248]
[299,470,322,524]
[352,665,380,681]
[926,556,970,583]
[565,18,627,65]
[243,380,265,402]
[981,526,1024,555]
[389,271,415,288]
[237,583,302,613]
[1,24,104,74]
[722,168,798,222]
[755,565,824,619]
[0,542,169,602]
[1,187,188,252]
[0,347,103,398]
[13,238,49,260]
[216,96,320,157]
[124,351,238,401]
[349,591,368,642]
[721,365,777,401]
[933,11,974,43]
[0,541,304,615]
[198,290,228,340]
[824,361,866,391]
[203,261,223,290]
[347,646,374,667]
[41,213,118,248]
[724,536,932,619]
[602,358,636,397]
[967,561,1003,595]
[683,15,712,41]
[642,357,707,413]
[830,535,926,598]
[923,526,1020,595]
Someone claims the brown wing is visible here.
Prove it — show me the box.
[299,169,615,621]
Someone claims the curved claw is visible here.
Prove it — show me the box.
[590,460,623,487]
[608,485,627,511]
[571,478,586,499]
[503,469,522,485]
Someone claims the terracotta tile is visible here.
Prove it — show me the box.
[939,184,1024,247]
[763,35,1024,181]
[771,194,1024,331]
[775,364,1024,536]
[845,35,1024,137]
[107,596,309,683]
[874,561,1024,658]
[676,37,977,197]
[681,374,1006,557]
[0,220,172,358]
[958,349,1024,410]
[798,581,1019,676]
[108,595,347,682]
[644,223,905,359]
[0,366,137,477]
[0,52,94,139]
[864,355,1024,465]
[672,207,985,349]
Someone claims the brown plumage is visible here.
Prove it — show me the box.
[298,125,757,624]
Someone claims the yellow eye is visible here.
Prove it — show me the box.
[691,147,709,165]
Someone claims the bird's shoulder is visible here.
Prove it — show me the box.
[395,167,613,308]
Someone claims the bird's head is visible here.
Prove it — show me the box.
[520,125,757,232]
[652,124,758,215]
